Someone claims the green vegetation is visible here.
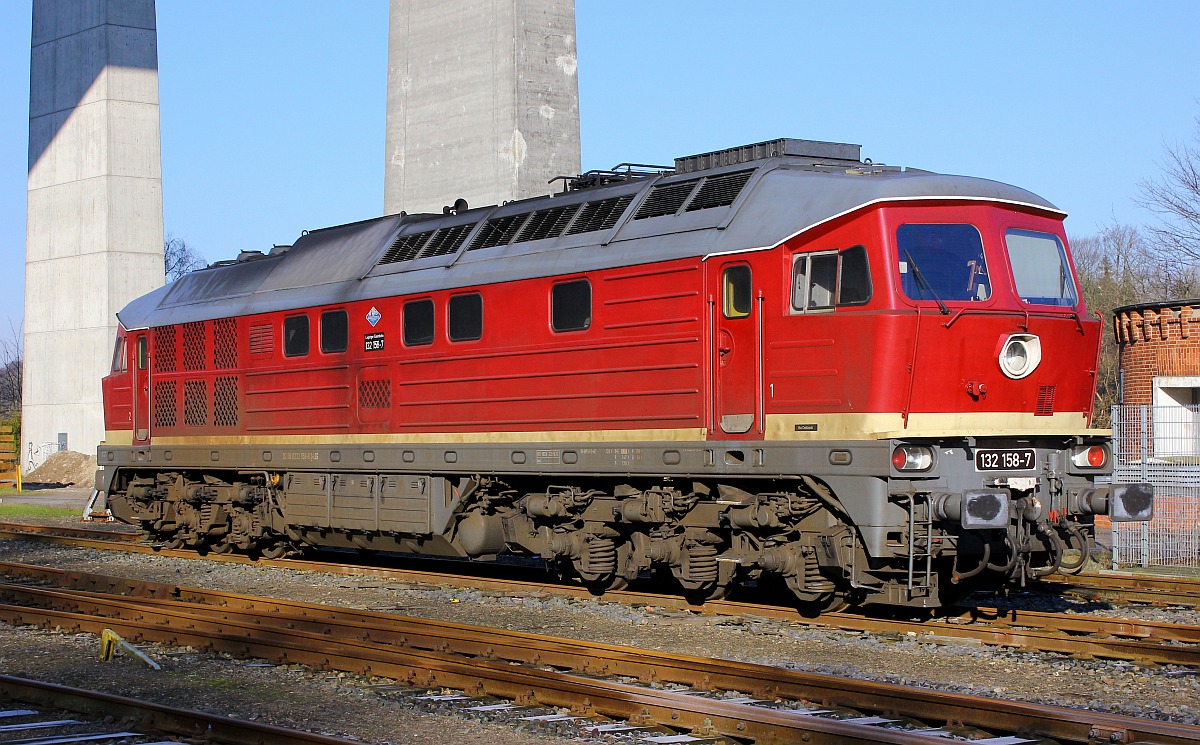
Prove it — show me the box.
[0,503,80,519]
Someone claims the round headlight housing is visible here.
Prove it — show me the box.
[999,333,1041,379]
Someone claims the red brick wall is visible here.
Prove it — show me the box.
[1115,304,1200,405]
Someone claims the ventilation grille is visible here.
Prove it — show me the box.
[153,380,177,428]
[468,214,526,251]
[517,206,577,243]
[421,224,473,258]
[182,322,206,371]
[213,318,237,369]
[1035,385,1056,416]
[213,376,239,427]
[153,327,176,373]
[379,232,431,265]
[685,169,753,211]
[359,379,391,409]
[566,195,634,235]
[184,380,208,426]
[249,324,274,355]
[634,179,701,219]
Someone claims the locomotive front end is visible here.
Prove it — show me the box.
[870,205,1154,600]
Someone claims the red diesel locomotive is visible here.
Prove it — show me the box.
[97,138,1152,611]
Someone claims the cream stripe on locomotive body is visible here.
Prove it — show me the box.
[97,138,1152,612]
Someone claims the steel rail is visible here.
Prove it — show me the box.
[0,674,382,745]
[1,565,1200,745]
[6,525,1200,666]
[1043,572,1200,607]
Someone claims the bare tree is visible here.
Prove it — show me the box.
[164,235,207,283]
[1071,223,1199,425]
[0,320,22,440]
[1138,114,1200,261]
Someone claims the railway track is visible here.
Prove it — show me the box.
[4,522,1200,666]
[0,674,376,744]
[2,561,1200,745]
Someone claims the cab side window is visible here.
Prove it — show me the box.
[112,336,127,372]
[791,246,872,312]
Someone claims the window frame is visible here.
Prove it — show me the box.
[551,279,592,333]
[1004,228,1079,308]
[790,245,872,314]
[448,293,483,342]
[895,223,990,305]
[403,298,436,347]
[112,335,127,373]
[722,265,753,319]
[319,309,349,354]
[283,314,310,358]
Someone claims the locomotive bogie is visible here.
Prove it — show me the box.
[96,138,1153,611]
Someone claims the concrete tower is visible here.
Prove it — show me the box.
[24,0,165,466]
[385,0,581,215]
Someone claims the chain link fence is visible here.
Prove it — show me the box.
[1111,404,1200,570]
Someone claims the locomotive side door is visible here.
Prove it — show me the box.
[131,333,151,444]
[713,262,760,435]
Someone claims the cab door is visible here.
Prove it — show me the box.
[713,262,760,435]
[131,333,151,444]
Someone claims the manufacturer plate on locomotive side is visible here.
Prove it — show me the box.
[975,448,1036,472]
[363,332,384,352]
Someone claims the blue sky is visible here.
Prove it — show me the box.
[1,1,1198,329]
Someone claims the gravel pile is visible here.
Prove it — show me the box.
[3,530,1200,741]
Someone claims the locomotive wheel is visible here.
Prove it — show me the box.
[161,536,185,550]
[794,592,850,617]
[208,540,234,555]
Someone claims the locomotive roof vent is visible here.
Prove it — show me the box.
[674,138,861,174]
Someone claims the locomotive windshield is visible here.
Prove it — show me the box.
[1005,229,1078,307]
[896,224,989,303]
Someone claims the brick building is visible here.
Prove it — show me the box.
[1114,299,1200,408]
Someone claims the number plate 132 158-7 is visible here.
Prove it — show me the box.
[975,448,1036,472]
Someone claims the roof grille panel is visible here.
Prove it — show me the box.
[634,179,701,220]
[685,169,754,211]
[379,231,432,265]
[517,205,579,243]
[419,224,472,259]
[566,195,634,235]
[468,214,526,250]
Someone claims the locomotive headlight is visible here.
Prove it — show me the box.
[998,333,1041,379]
[892,445,934,472]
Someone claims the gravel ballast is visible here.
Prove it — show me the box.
[4,512,1200,740]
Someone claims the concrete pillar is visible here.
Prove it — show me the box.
[24,0,165,467]
[385,0,581,215]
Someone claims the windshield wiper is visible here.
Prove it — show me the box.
[904,250,949,315]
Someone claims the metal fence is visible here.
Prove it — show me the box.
[1111,404,1200,570]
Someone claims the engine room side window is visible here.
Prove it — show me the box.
[896,224,989,303]
[320,310,348,354]
[791,246,870,312]
[722,265,752,319]
[449,293,483,342]
[136,336,148,370]
[1005,229,1078,307]
[283,314,309,357]
[404,299,435,346]
[552,279,591,332]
